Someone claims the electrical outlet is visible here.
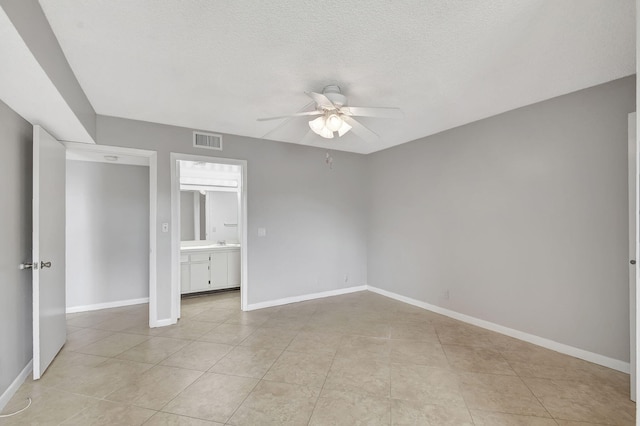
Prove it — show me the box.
[344,274,349,283]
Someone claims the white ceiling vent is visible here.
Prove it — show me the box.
[193,131,222,150]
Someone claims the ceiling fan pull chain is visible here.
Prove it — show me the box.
[326,152,334,169]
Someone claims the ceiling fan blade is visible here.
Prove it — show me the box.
[340,106,404,119]
[342,116,379,143]
[261,101,316,139]
[257,110,322,121]
[306,91,336,110]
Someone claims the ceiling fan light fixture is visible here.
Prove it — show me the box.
[319,126,334,139]
[337,119,352,137]
[309,116,334,139]
[325,113,343,132]
[309,116,325,133]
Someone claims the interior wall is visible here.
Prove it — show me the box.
[206,191,239,243]
[0,99,32,400]
[199,193,206,239]
[180,191,195,241]
[66,160,149,309]
[368,75,636,363]
[96,116,368,317]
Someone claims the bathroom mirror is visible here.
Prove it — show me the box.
[180,190,239,243]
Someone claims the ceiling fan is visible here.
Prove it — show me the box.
[257,85,403,143]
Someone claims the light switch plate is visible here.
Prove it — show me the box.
[162,223,169,233]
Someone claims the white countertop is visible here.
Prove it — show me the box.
[180,241,240,251]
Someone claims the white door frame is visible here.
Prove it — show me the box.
[63,142,160,327]
[170,153,249,320]
[631,112,639,402]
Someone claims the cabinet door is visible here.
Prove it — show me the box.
[210,252,228,289]
[190,261,211,292]
[180,262,190,294]
[227,250,241,287]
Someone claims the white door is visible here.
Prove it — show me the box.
[32,125,66,380]
[629,112,637,401]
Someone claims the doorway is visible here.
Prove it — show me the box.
[64,142,159,326]
[170,153,248,323]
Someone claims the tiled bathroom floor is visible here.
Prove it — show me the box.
[1,290,635,425]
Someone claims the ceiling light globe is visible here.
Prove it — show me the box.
[309,116,326,135]
[325,113,343,132]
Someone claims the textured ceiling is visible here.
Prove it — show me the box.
[39,0,634,154]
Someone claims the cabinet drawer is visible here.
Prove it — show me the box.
[190,252,210,262]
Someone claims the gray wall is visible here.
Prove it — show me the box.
[368,76,636,362]
[66,160,149,309]
[0,100,32,398]
[96,116,369,317]
[207,191,239,243]
[180,191,195,241]
[0,0,96,141]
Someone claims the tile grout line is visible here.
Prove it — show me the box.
[153,302,255,423]
[499,353,557,422]
[435,325,476,423]
[220,319,302,424]
[305,333,342,426]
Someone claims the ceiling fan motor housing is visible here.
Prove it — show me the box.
[322,85,347,108]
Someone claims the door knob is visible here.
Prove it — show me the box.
[40,261,52,269]
[631,260,637,265]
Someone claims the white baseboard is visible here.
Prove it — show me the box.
[66,297,149,314]
[151,318,176,328]
[245,285,367,311]
[367,285,630,374]
[0,359,32,411]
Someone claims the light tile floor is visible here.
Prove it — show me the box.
[1,290,635,425]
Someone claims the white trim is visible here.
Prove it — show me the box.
[65,298,149,314]
[629,111,637,400]
[246,285,368,311]
[170,153,249,323]
[32,126,41,379]
[152,318,176,328]
[0,360,32,411]
[239,159,248,312]
[65,150,150,166]
[148,153,158,328]
[170,155,181,321]
[367,286,630,373]
[62,142,153,158]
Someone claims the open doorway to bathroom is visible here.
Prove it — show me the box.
[170,154,248,325]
